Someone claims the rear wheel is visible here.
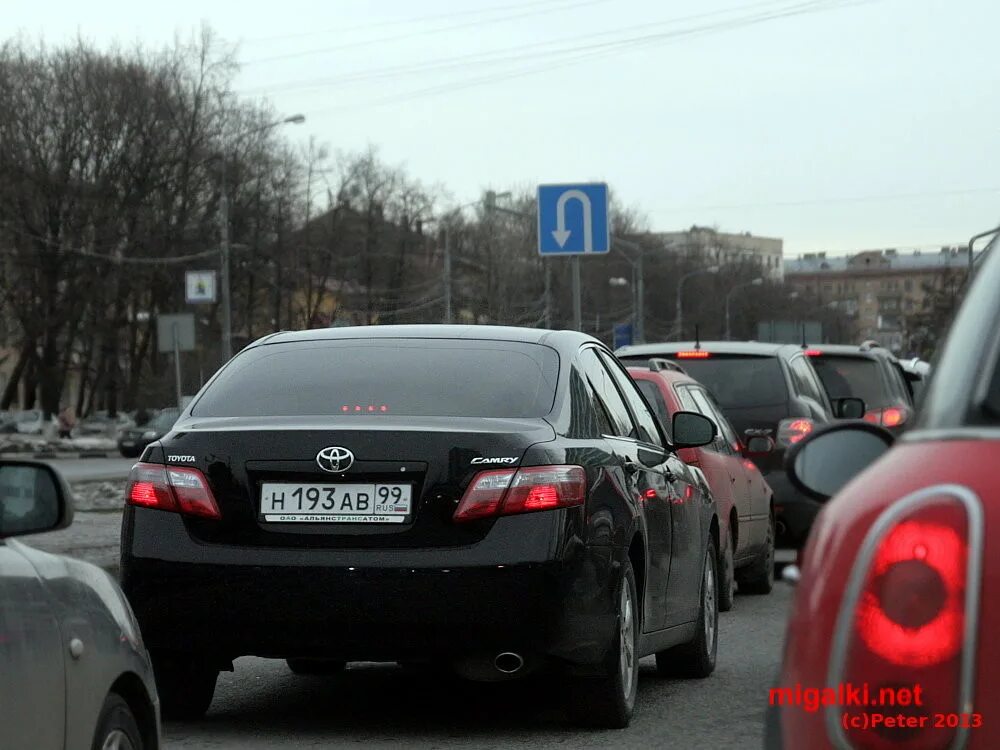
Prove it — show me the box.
[287,658,347,675]
[718,528,736,612]
[91,693,143,750]
[565,557,639,729]
[737,510,775,595]
[152,652,218,720]
[656,535,718,678]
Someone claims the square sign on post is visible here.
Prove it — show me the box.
[537,183,610,255]
[185,270,217,304]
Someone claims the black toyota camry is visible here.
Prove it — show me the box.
[120,325,721,729]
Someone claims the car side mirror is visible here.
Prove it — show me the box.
[785,422,894,501]
[672,411,716,448]
[0,460,73,538]
[833,397,866,420]
[744,436,775,457]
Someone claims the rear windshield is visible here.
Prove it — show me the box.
[810,356,888,408]
[191,339,560,418]
[621,355,787,409]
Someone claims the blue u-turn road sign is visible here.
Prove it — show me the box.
[537,183,610,255]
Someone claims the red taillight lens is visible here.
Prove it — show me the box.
[805,349,823,356]
[832,490,981,750]
[864,405,910,428]
[453,465,586,522]
[126,462,220,519]
[675,350,710,359]
[776,417,814,446]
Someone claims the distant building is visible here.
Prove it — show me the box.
[650,226,785,281]
[785,246,971,352]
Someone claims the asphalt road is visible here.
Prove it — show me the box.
[164,585,792,749]
[46,456,136,482]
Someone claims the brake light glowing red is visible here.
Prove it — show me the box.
[805,349,823,356]
[454,465,586,522]
[126,462,219,519]
[777,417,814,446]
[882,406,906,427]
[342,404,389,413]
[836,493,979,749]
[676,351,710,359]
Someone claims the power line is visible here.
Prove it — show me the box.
[240,0,610,66]
[294,0,868,117]
[239,0,835,95]
[239,0,595,46]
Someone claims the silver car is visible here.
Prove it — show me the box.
[0,459,160,749]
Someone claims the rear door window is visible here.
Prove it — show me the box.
[635,380,672,442]
[789,356,830,408]
[597,351,663,447]
[687,387,735,456]
[192,339,560,418]
[578,349,639,439]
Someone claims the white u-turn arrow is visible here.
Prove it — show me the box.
[552,189,593,252]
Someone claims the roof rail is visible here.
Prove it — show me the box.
[649,358,688,375]
[859,340,881,351]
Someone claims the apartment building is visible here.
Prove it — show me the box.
[784,246,969,351]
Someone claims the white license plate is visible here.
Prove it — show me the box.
[259,482,412,523]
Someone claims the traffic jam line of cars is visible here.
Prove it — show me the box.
[10,257,994,748]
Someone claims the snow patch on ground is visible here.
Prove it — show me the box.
[0,433,117,453]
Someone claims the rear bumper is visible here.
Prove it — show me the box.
[760,471,822,549]
[121,508,620,671]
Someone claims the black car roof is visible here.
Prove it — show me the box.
[616,340,804,358]
[249,325,599,351]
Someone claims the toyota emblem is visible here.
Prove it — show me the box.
[316,446,355,473]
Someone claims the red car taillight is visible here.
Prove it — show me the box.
[777,417,814,447]
[453,465,586,522]
[863,405,910,428]
[828,487,983,750]
[126,462,221,519]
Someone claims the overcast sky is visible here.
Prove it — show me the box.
[9,0,1000,255]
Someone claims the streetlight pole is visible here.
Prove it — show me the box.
[675,266,721,341]
[219,113,305,361]
[724,277,764,340]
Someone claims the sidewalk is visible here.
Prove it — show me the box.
[19,479,127,577]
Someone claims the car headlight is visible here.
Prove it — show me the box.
[142,430,158,440]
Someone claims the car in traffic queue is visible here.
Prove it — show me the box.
[628,359,776,610]
[616,341,864,551]
[1,459,160,750]
[118,409,181,459]
[806,342,917,435]
[120,325,723,729]
[765,237,1000,750]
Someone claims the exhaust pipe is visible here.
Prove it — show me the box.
[493,652,525,675]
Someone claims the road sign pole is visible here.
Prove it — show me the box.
[571,256,582,331]
[543,259,552,328]
[219,159,232,362]
[172,323,183,409]
[635,251,645,344]
[443,225,452,324]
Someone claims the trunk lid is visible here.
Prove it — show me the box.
[154,415,555,548]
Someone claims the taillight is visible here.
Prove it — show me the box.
[829,487,982,750]
[777,417,814,446]
[126,462,220,519]
[453,465,586,522]
[676,350,710,359]
[864,405,910,428]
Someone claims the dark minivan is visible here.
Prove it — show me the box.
[616,341,863,550]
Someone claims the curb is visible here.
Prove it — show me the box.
[78,451,110,458]
[34,452,59,459]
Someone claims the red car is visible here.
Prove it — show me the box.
[766,242,1000,749]
[629,360,776,610]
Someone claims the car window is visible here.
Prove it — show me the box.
[192,339,559,418]
[597,351,663,447]
[643,355,788,409]
[687,387,734,455]
[578,349,638,439]
[567,366,616,439]
[811,355,888,407]
[674,384,699,412]
[635,380,672,443]
[701,390,742,449]
[789,356,829,407]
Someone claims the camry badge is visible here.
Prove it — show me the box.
[316,446,355,473]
